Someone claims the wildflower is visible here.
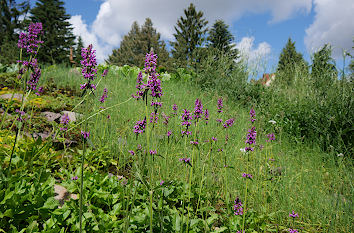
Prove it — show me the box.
[80,44,97,91]
[266,133,275,142]
[217,98,223,113]
[145,52,163,99]
[242,173,253,180]
[193,98,203,120]
[337,153,344,157]
[137,144,142,150]
[81,131,90,140]
[99,88,108,103]
[149,149,157,155]
[216,118,223,123]
[181,130,192,136]
[26,58,41,90]
[204,108,209,124]
[35,86,44,96]
[233,197,243,215]
[245,126,257,152]
[289,211,299,218]
[133,71,145,100]
[288,229,299,233]
[179,157,192,166]
[160,180,164,186]
[250,108,256,123]
[17,22,43,55]
[102,69,108,77]
[268,120,276,124]
[218,148,223,152]
[128,150,135,156]
[181,109,192,127]
[190,141,199,145]
[107,115,111,119]
[71,176,78,180]
[134,118,146,136]
[223,118,235,128]
[172,104,178,115]
[150,111,158,124]
[15,109,26,122]
[60,114,70,125]
[167,131,172,137]
[211,137,217,142]
[162,112,170,125]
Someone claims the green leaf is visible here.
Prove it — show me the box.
[42,197,58,209]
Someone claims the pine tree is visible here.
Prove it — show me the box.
[74,36,84,65]
[107,19,170,68]
[30,0,75,65]
[0,0,30,64]
[171,3,208,67]
[277,38,308,85]
[207,19,239,59]
[311,44,337,90]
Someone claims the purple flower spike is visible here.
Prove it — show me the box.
[15,109,26,122]
[80,44,97,91]
[172,104,178,115]
[193,98,203,120]
[179,157,191,166]
[288,229,299,233]
[71,176,78,180]
[250,108,256,123]
[266,133,275,142]
[190,141,199,145]
[81,131,90,140]
[99,88,108,103]
[160,180,164,185]
[289,211,299,218]
[245,126,257,152]
[223,118,235,128]
[150,111,158,123]
[149,149,157,155]
[102,69,108,77]
[18,22,44,55]
[129,150,135,156]
[167,131,172,137]
[60,114,70,125]
[217,98,223,113]
[242,173,253,179]
[134,118,147,136]
[233,197,243,215]
[204,108,209,124]
[35,86,44,96]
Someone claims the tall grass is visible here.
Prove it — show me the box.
[35,63,353,232]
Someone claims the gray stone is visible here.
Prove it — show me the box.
[0,93,24,101]
[61,111,82,122]
[41,111,62,122]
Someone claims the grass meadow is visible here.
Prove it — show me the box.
[1,54,352,232]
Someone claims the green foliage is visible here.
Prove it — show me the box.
[276,38,308,85]
[171,3,208,67]
[74,36,84,65]
[207,20,239,60]
[30,0,75,65]
[193,48,248,102]
[107,18,170,68]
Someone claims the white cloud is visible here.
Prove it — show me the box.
[304,0,354,58]
[236,37,272,76]
[69,0,312,62]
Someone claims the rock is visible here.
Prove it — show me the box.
[41,111,62,122]
[54,184,78,207]
[0,93,24,101]
[61,111,82,122]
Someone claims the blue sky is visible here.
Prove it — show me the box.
[26,0,354,76]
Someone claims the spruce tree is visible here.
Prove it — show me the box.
[171,3,208,67]
[74,36,84,65]
[0,0,30,64]
[107,19,170,68]
[30,0,75,65]
[311,44,337,90]
[207,19,239,59]
[277,38,308,85]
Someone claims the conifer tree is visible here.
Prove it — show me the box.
[207,19,239,59]
[0,0,30,64]
[107,19,170,68]
[277,38,308,85]
[311,44,337,90]
[74,36,84,65]
[171,3,208,67]
[30,0,75,65]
